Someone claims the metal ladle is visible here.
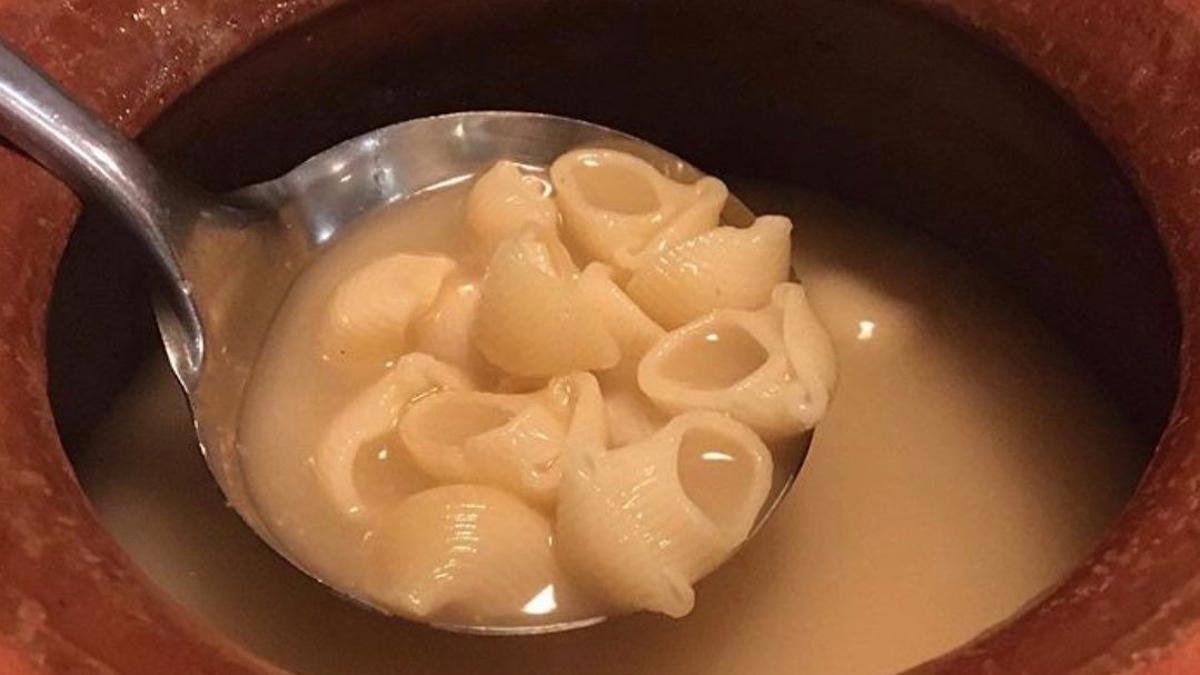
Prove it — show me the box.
[0,40,808,635]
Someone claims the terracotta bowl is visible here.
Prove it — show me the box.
[1,0,1197,672]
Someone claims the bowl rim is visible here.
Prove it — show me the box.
[1,0,1198,673]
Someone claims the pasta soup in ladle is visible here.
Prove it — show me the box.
[236,149,835,630]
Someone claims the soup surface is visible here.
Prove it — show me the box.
[73,181,1145,674]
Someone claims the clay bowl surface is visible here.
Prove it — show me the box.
[0,0,1197,673]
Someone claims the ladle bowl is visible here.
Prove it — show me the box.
[0,39,797,635]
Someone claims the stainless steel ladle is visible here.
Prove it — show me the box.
[0,39,807,635]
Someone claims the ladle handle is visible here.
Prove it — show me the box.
[0,39,216,380]
[0,38,199,289]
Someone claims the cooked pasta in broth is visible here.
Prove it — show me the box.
[79,178,1146,674]
[236,150,835,627]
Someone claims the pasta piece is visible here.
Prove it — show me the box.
[397,372,607,506]
[626,216,792,329]
[578,262,665,358]
[314,354,473,517]
[398,390,565,505]
[551,148,726,264]
[544,371,609,451]
[465,161,559,256]
[611,178,728,272]
[556,411,773,617]
[638,282,835,438]
[576,263,667,444]
[598,362,669,446]
[366,484,563,624]
[779,282,838,396]
[320,252,456,367]
[492,343,657,450]
[464,407,564,507]
[409,276,495,381]
[475,231,620,377]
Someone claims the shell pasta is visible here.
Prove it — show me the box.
[557,411,774,617]
[238,149,836,627]
[638,282,835,438]
[475,231,620,377]
[627,215,793,329]
[319,252,456,368]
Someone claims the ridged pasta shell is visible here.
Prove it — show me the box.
[314,354,473,517]
[365,484,563,624]
[551,148,726,264]
[637,282,835,439]
[475,232,620,377]
[466,160,559,256]
[320,253,456,367]
[556,411,773,618]
[398,390,565,506]
[409,276,496,381]
[611,177,727,272]
[578,262,665,359]
[626,216,793,329]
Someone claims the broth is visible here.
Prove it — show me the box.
[72,182,1144,674]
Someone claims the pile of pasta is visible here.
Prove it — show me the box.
[313,149,836,624]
